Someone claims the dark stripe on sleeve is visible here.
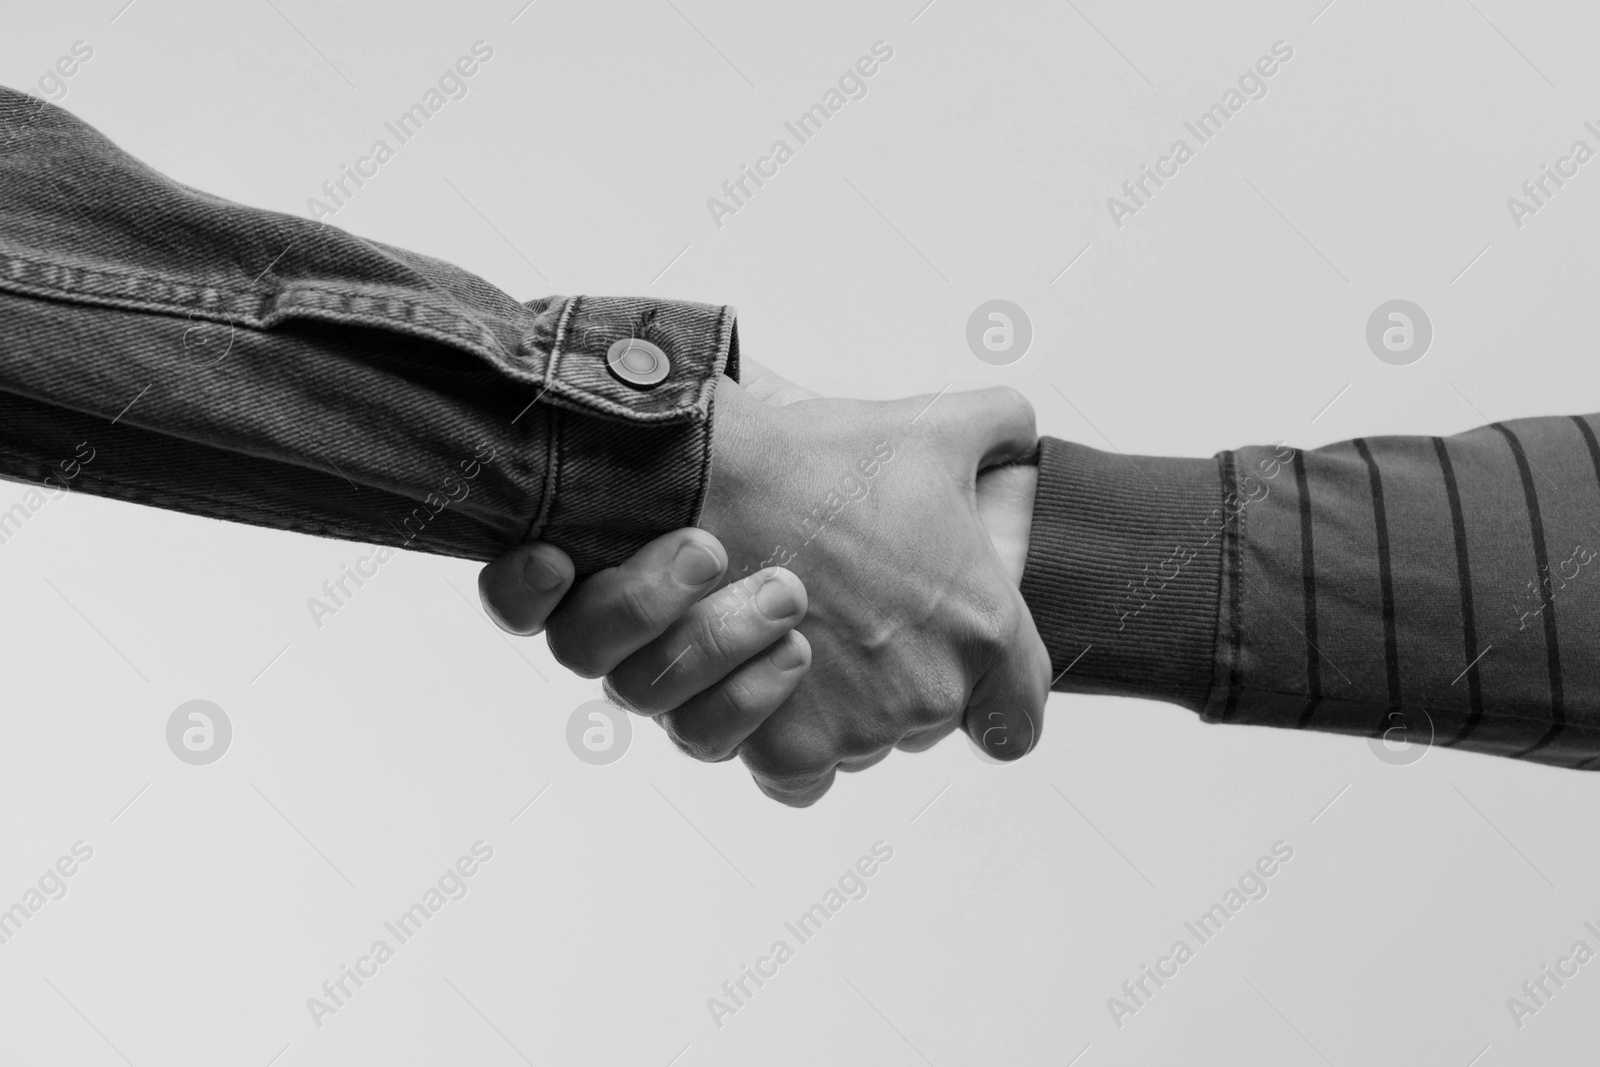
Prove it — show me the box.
[1432,437,1486,746]
[1353,439,1402,731]
[1493,422,1565,758]
[1567,415,1600,767]
[1570,415,1600,477]
[1292,449,1321,727]
[1220,451,1244,721]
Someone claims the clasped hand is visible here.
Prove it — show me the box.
[479,361,1048,806]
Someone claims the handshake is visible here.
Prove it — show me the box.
[478,360,1051,806]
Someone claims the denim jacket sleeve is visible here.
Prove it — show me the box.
[0,86,738,572]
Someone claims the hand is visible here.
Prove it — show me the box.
[975,462,1038,586]
[477,530,813,759]
[692,361,1052,806]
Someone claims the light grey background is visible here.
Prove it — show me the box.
[3,1,1598,1064]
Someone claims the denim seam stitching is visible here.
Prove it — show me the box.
[545,293,578,394]
[685,306,736,526]
[527,404,561,544]
[0,249,517,359]
[526,295,578,544]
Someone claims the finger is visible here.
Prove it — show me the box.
[923,386,1038,470]
[838,748,891,773]
[544,529,728,678]
[895,721,960,753]
[961,602,1052,762]
[606,568,808,715]
[752,764,838,808]
[478,542,575,636]
[739,717,840,807]
[657,630,811,762]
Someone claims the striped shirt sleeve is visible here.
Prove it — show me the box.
[1019,413,1600,768]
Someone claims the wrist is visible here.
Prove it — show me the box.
[1021,436,1222,705]
[976,463,1037,586]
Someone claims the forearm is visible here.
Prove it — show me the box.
[0,87,735,571]
[1021,415,1600,768]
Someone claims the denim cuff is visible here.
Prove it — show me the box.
[529,295,740,573]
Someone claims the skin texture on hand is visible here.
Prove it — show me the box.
[478,530,814,757]
[689,361,1053,806]
[975,463,1038,586]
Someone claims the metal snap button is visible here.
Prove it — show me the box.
[606,338,670,388]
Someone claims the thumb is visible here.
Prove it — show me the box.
[921,386,1038,470]
[478,542,576,636]
[962,601,1052,763]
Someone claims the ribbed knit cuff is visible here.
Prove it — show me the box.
[1019,437,1225,711]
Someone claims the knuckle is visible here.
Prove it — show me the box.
[713,669,766,724]
[543,626,604,678]
[685,604,741,665]
[838,748,891,774]
[618,584,671,637]
[987,385,1036,431]
[667,691,749,762]
[618,647,694,716]
[928,688,968,729]
[740,724,835,788]
[600,674,651,718]
[838,708,904,757]
[965,597,1018,676]
[661,707,733,764]
[753,771,831,808]
[896,723,953,752]
[903,664,969,731]
[658,712,709,761]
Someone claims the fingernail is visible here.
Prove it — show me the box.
[522,553,564,592]
[769,634,807,671]
[754,573,798,619]
[673,541,724,585]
